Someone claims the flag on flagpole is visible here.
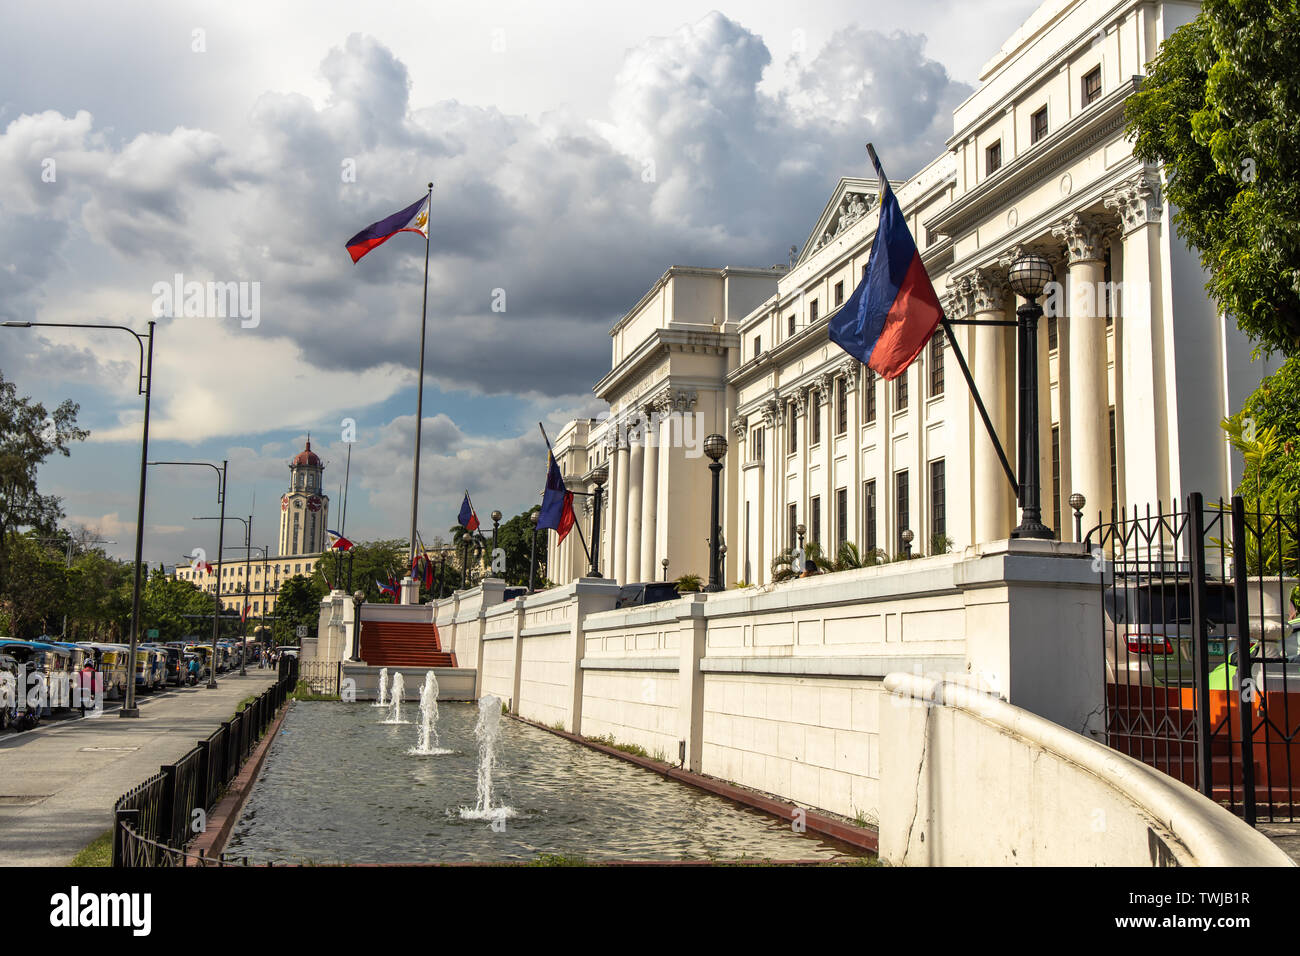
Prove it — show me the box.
[537,450,575,543]
[240,603,250,624]
[344,194,430,263]
[327,529,354,552]
[458,492,480,532]
[828,145,944,380]
[376,579,396,599]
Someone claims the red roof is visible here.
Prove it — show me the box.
[292,440,321,468]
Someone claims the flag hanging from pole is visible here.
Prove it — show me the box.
[344,195,430,263]
[458,492,480,532]
[828,145,943,380]
[537,450,575,543]
[327,529,354,552]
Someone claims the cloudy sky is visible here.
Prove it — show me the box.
[0,0,1040,567]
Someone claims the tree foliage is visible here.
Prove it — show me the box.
[1126,1,1300,356]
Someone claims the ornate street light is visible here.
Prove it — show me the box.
[490,510,503,573]
[703,434,728,592]
[661,557,670,581]
[1069,492,1087,542]
[350,590,366,662]
[589,463,609,578]
[796,523,806,552]
[901,528,914,560]
[528,510,540,594]
[1007,253,1056,540]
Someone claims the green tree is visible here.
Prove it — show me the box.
[0,372,88,599]
[311,539,406,603]
[273,573,327,644]
[141,568,216,642]
[1126,1,1300,356]
[3,533,67,638]
[492,507,547,587]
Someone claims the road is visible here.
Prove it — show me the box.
[0,670,276,866]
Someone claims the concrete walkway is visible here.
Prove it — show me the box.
[0,671,276,866]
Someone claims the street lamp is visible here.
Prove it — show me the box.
[151,459,227,690]
[1007,253,1056,540]
[528,510,540,594]
[588,463,609,578]
[351,590,366,661]
[197,513,254,676]
[796,523,806,552]
[1070,492,1087,542]
[901,528,914,559]
[5,320,155,716]
[661,557,669,581]
[703,433,727,592]
[490,510,502,573]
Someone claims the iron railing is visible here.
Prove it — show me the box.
[297,660,342,696]
[1087,493,1299,825]
[111,670,293,866]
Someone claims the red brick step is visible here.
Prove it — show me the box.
[360,620,457,668]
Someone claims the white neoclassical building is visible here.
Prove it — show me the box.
[549,0,1276,588]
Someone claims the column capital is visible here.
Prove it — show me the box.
[941,285,970,321]
[1052,212,1111,264]
[960,267,1010,314]
[731,414,748,437]
[794,386,810,415]
[760,398,780,428]
[1103,168,1163,235]
[818,370,836,395]
[839,359,861,391]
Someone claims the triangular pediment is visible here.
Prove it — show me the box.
[795,176,901,267]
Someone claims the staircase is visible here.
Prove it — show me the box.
[359,620,456,668]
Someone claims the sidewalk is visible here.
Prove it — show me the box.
[0,671,277,866]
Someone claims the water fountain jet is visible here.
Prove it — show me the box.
[372,667,389,708]
[407,670,452,755]
[380,671,408,724]
[459,694,515,821]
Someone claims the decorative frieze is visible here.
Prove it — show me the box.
[1104,169,1163,235]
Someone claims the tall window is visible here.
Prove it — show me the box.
[895,372,909,411]
[1109,407,1119,517]
[809,298,820,324]
[788,503,798,549]
[986,140,1002,175]
[750,426,764,462]
[1082,66,1102,107]
[1051,425,1062,534]
[835,377,848,435]
[895,470,910,554]
[787,400,798,453]
[753,335,762,357]
[834,281,845,307]
[810,390,821,445]
[863,480,877,554]
[1048,314,1058,352]
[929,334,944,397]
[810,496,822,546]
[1104,252,1113,329]
[1031,106,1048,144]
[929,459,946,542]
[865,370,877,423]
[787,313,796,337]
[836,487,848,551]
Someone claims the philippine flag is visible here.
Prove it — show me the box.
[344,194,430,264]
[537,451,575,543]
[828,146,943,380]
[327,529,354,552]
[458,493,480,533]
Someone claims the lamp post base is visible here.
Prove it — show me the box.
[118,707,139,718]
[1011,517,1056,540]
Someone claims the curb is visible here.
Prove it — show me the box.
[188,700,291,863]
[509,713,878,854]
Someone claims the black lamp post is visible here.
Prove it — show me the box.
[528,510,540,594]
[796,523,806,552]
[491,510,502,572]
[1008,253,1056,540]
[1070,492,1087,542]
[703,433,727,592]
[351,590,366,661]
[588,464,608,577]
[901,528,914,560]
[5,320,155,716]
[661,557,669,581]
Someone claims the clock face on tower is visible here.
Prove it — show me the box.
[307,495,322,513]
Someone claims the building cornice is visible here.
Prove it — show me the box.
[594,327,737,402]
[606,265,787,338]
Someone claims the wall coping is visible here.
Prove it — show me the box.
[579,657,680,672]
[702,656,967,679]
[883,672,1294,868]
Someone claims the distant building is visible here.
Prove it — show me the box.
[171,438,328,616]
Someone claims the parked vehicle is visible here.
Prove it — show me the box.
[147,644,184,686]
[0,652,19,731]
[182,652,202,685]
[79,643,130,700]
[612,582,681,610]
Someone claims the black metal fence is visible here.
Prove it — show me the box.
[112,671,293,866]
[1087,493,1299,825]
[297,659,342,696]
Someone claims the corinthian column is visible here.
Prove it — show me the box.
[1053,213,1112,530]
[640,402,662,582]
[1105,169,1167,518]
[625,418,645,583]
[612,430,629,584]
[967,269,1015,542]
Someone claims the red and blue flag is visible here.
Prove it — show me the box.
[828,147,943,380]
[458,492,480,532]
[345,194,430,264]
[327,529,353,552]
[537,451,575,543]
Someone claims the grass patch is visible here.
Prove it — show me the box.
[234,694,258,713]
[70,829,113,867]
[289,681,339,702]
[585,733,653,760]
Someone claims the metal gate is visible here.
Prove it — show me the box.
[1087,493,1299,825]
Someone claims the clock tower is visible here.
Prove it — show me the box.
[279,438,328,556]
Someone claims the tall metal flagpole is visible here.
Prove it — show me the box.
[406,182,434,590]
